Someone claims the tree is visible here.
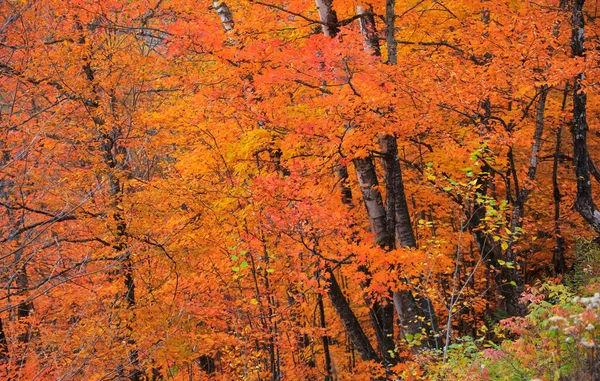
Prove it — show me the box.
[1,0,600,380]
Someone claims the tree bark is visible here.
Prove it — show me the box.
[356,7,441,351]
[315,0,339,37]
[553,127,567,275]
[502,86,548,315]
[82,43,142,380]
[325,268,379,362]
[357,5,380,56]
[214,1,234,31]
[353,156,400,367]
[354,157,394,250]
[379,135,442,350]
[335,165,353,206]
[385,0,397,64]
[317,283,333,381]
[0,317,7,365]
[571,0,600,233]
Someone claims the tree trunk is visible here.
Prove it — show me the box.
[315,0,339,37]
[357,5,380,56]
[82,44,141,380]
[385,0,397,64]
[502,86,548,315]
[356,8,442,351]
[214,1,234,31]
[354,157,394,250]
[352,156,400,367]
[553,127,567,275]
[379,135,442,350]
[324,267,379,362]
[335,165,353,206]
[571,0,600,233]
[317,281,333,381]
[0,317,7,365]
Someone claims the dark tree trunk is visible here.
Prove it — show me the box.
[356,9,441,351]
[378,135,417,249]
[553,127,567,275]
[502,86,548,315]
[385,0,397,64]
[317,288,333,381]
[467,169,518,314]
[335,165,353,206]
[324,268,379,362]
[353,156,400,366]
[570,0,600,233]
[15,256,33,344]
[379,135,442,350]
[313,2,387,368]
[0,318,7,364]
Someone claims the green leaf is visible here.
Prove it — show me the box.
[231,254,239,261]
[239,261,249,269]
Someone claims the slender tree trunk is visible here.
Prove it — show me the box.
[354,157,394,250]
[103,134,141,381]
[316,281,333,381]
[0,317,7,366]
[15,249,33,344]
[353,156,400,368]
[82,41,141,379]
[324,268,379,362]
[502,86,549,315]
[570,0,600,233]
[385,0,397,64]
[335,165,353,206]
[553,127,567,275]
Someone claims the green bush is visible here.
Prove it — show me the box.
[427,282,600,381]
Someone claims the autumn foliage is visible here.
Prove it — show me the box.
[0,0,599,379]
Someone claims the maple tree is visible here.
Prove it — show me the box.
[1,0,600,380]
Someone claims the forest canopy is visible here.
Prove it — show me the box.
[0,0,599,379]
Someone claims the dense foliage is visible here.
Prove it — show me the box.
[0,0,599,379]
